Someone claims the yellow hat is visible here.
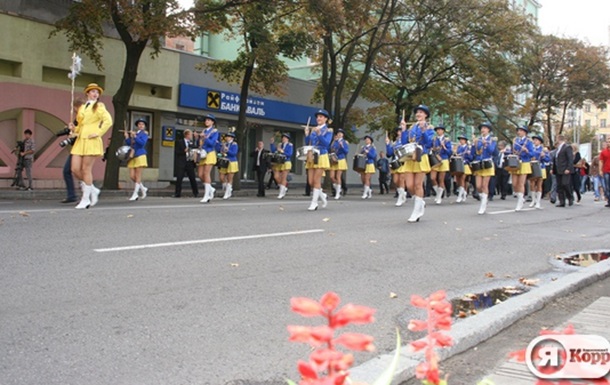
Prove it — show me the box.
[84,83,104,95]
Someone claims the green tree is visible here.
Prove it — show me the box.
[363,0,533,140]
[52,0,260,189]
[195,0,313,187]
[518,35,610,146]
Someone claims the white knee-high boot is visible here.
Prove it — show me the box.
[334,184,341,200]
[308,188,321,211]
[320,189,328,208]
[129,183,140,201]
[408,196,424,222]
[478,193,488,215]
[89,184,100,207]
[139,183,148,199]
[223,184,232,199]
[534,191,543,209]
[395,188,406,206]
[75,184,91,209]
[435,188,444,204]
[515,192,524,211]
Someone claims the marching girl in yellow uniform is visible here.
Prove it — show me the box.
[405,105,432,223]
[473,122,496,214]
[217,132,239,200]
[453,134,472,203]
[305,109,333,211]
[271,133,294,199]
[69,83,113,209]
[125,118,149,201]
[510,126,534,211]
[197,114,219,203]
[329,129,349,200]
[528,134,550,209]
[386,124,409,207]
[429,125,452,204]
[359,135,377,199]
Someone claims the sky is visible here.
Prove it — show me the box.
[178,0,609,47]
[538,0,609,47]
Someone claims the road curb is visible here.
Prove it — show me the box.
[349,258,610,385]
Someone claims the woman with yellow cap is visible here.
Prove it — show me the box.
[69,83,113,209]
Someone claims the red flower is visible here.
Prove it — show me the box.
[332,304,376,328]
[430,331,453,347]
[408,319,428,332]
[334,333,375,352]
[320,292,341,312]
[298,360,319,380]
[291,297,325,317]
[411,294,428,308]
[410,339,428,352]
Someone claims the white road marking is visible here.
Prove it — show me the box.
[487,208,536,215]
[94,229,325,253]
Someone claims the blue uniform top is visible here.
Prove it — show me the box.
[200,127,219,153]
[331,138,349,160]
[422,128,435,155]
[360,144,377,164]
[305,124,332,154]
[271,141,294,159]
[432,135,453,160]
[532,144,551,166]
[455,143,472,165]
[386,130,406,158]
[124,130,148,157]
[513,136,534,162]
[407,123,428,153]
[218,141,239,162]
[472,135,496,162]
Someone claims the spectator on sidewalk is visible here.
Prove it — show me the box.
[599,138,610,208]
[19,129,35,190]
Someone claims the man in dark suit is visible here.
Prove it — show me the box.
[174,129,199,198]
[495,140,510,200]
[251,141,269,197]
[552,135,574,207]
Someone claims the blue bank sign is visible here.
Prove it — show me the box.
[178,84,319,125]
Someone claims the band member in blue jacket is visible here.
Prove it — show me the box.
[405,105,432,223]
[217,132,239,200]
[511,126,534,211]
[359,135,377,199]
[197,114,220,203]
[386,125,409,207]
[305,109,333,211]
[125,118,149,201]
[330,129,349,200]
[528,134,550,209]
[429,125,452,204]
[271,133,294,199]
[454,134,472,203]
[473,122,496,214]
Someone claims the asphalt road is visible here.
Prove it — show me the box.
[0,193,608,385]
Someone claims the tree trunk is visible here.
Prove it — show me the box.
[234,55,256,191]
[103,41,147,189]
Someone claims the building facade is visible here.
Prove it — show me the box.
[0,1,369,189]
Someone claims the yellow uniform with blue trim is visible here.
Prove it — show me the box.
[431,135,452,172]
[404,122,431,173]
[270,142,293,172]
[510,136,534,175]
[199,127,219,166]
[305,124,332,169]
[71,101,113,156]
[218,141,239,174]
[125,129,149,168]
[330,138,349,171]
[359,144,377,173]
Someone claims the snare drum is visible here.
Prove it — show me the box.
[395,143,421,162]
[186,148,199,162]
[449,156,465,174]
[329,152,339,165]
[389,158,403,170]
[296,146,319,161]
[353,154,367,172]
[530,160,542,178]
[470,160,482,172]
[216,157,230,169]
[481,158,494,170]
[271,153,287,164]
[504,154,520,171]
[428,152,441,168]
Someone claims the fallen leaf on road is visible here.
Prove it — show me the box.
[458,311,468,318]
[519,277,540,286]
[389,292,398,299]
[495,299,503,305]
[279,206,284,211]
[230,263,239,267]
[551,277,558,281]
[19,211,29,217]
[127,214,134,218]
[455,227,462,231]
[322,217,330,222]
[505,274,512,278]
[470,309,478,315]
[485,272,495,278]
[369,240,377,243]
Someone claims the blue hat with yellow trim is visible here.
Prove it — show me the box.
[457,134,468,140]
[281,132,291,139]
[435,125,446,132]
[413,104,430,118]
[225,132,235,138]
[478,122,492,131]
[336,129,345,135]
[315,109,329,118]
[517,126,529,133]
[364,134,374,143]
[532,133,543,142]
[134,118,148,127]
[204,113,216,122]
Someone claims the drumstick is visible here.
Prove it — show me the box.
[401,109,405,123]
